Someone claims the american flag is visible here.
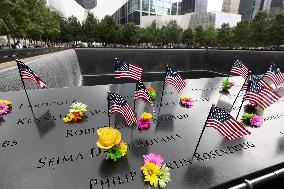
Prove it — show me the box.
[165,67,186,93]
[243,79,281,109]
[263,64,284,88]
[230,59,249,79]
[134,80,151,103]
[16,61,47,89]
[115,59,143,81]
[108,93,137,125]
[206,106,251,140]
[241,75,272,91]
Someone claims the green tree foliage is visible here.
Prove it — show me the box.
[162,20,183,45]
[121,23,140,45]
[194,25,205,46]
[233,21,252,47]
[250,11,271,47]
[217,23,233,47]
[99,16,120,45]
[182,28,194,45]
[81,12,99,45]
[204,24,217,47]
[270,13,284,48]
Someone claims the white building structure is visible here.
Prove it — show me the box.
[141,11,241,29]
[46,0,87,22]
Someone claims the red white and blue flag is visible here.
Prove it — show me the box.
[206,106,251,140]
[134,80,151,103]
[241,75,272,91]
[17,61,47,89]
[108,92,137,125]
[243,78,281,109]
[115,59,143,81]
[230,59,249,79]
[263,64,284,88]
[165,67,186,93]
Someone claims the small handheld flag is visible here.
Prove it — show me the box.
[230,59,249,79]
[263,64,284,88]
[107,92,137,125]
[16,60,47,89]
[114,58,143,81]
[241,75,272,91]
[134,80,151,103]
[206,106,251,140]
[165,66,186,93]
[243,79,281,109]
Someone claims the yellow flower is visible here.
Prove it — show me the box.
[119,142,128,156]
[140,112,152,119]
[0,100,11,107]
[141,161,160,186]
[180,96,190,100]
[96,127,121,149]
[63,113,75,123]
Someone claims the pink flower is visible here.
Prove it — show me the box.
[230,82,235,86]
[138,118,151,130]
[222,87,229,91]
[250,115,262,127]
[143,153,164,166]
[0,103,9,117]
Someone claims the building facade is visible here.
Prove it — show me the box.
[181,0,195,14]
[75,0,97,9]
[269,0,284,16]
[222,0,240,14]
[113,0,182,26]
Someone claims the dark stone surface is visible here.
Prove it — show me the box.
[75,48,284,75]
[0,76,283,189]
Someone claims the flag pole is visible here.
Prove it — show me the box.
[230,71,251,111]
[158,65,168,116]
[235,72,251,120]
[107,91,111,126]
[16,59,36,118]
[191,104,214,161]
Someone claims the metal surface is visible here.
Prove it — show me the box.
[0,76,283,189]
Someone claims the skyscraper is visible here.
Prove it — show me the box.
[222,0,240,14]
[270,0,284,16]
[238,0,255,20]
[181,0,195,14]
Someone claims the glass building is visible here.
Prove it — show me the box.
[113,0,182,26]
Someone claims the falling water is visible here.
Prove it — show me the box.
[0,49,82,92]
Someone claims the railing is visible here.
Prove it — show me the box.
[0,47,71,63]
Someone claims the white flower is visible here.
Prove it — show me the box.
[69,102,87,113]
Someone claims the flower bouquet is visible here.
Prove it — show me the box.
[0,99,12,117]
[244,101,262,114]
[138,112,152,130]
[141,153,171,188]
[179,96,193,108]
[146,86,157,101]
[241,113,262,127]
[63,102,87,123]
[96,127,128,161]
[221,80,235,93]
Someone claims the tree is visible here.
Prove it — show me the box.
[250,11,270,47]
[217,23,233,47]
[269,12,284,48]
[162,20,183,46]
[204,24,217,47]
[81,12,99,46]
[143,21,161,45]
[99,15,120,45]
[182,28,194,46]
[194,25,205,46]
[233,21,252,47]
[66,16,81,45]
[121,22,139,45]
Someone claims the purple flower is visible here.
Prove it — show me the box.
[0,103,9,117]
[143,153,164,166]
[138,118,151,130]
[250,115,262,127]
